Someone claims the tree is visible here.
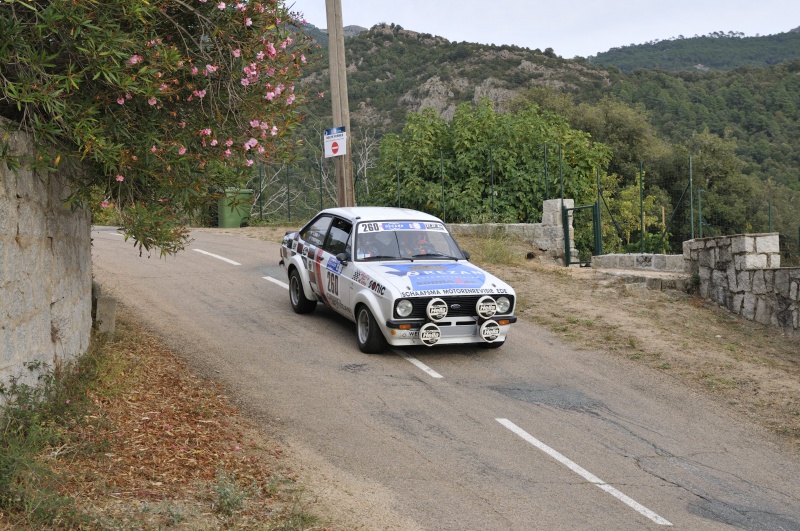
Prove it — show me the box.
[0,0,314,254]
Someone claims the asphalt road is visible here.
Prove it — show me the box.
[91,226,800,530]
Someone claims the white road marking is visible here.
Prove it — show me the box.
[264,276,289,289]
[392,349,444,379]
[496,418,673,526]
[261,278,442,379]
[192,248,241,266]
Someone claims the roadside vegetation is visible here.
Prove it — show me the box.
[0,315,330,530]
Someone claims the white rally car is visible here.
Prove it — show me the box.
[279,207,517,353]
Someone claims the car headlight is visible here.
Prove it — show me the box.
[496,296,511,314]
[396,299,413,317]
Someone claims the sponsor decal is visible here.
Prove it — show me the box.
[400,288,499,297]
[326,256,343,275]
[381,263,486,291]
[351,269,386,296]
[326,295,350,315]
[358,221,448,233]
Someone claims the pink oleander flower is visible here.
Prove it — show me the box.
[257,145,265,154]
[193,89,206,98]
[250,119,260,127]
[206,64,218,74]
[245,159,254,167]
[179,122,186,128]
[178,146,187,155]
[300,54,306,63]
[200,128,212,136]
[286,94,295,105]
[148,97,157,105]
[245,17,252,26]
[191,66,199,75]
[233,49,241,58]
[210,139,218,146]
[267,42,276,58]
[265,91,275,101]
[256,51,265,61]
[151,145,157,152]
[225,138,233,147]
[241,78,250,86]
[127,54,143,65]
[217,2,225,9]
[101,200,110,208]
[116,175,124,181]
[117,97,125,105]
[159,83,168,92]
[318,92,325,98]
[271,126,278,136]
[224,149,232,157]
[125,93,132,100]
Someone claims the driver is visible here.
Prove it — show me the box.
[398,230,431,256]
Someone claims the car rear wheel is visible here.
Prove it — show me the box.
[356,305,387,354]
[289,269,316,314]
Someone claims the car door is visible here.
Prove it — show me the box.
[299,214,332,299]
[318,216,354,318]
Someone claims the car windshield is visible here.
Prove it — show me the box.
[355,221,464,261]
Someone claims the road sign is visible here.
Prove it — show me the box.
[324,126,347,158]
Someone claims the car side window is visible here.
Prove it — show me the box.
[301,215,332,247]
[324,217,352,257]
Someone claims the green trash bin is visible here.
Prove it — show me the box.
[218,188,254,228]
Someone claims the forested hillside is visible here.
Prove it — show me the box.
[589,28,800,72]
[276,23,800,260]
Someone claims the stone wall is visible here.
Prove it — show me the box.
[591,253,685,272]
[449,199,576,264]
[683,234,799,333]
[1,118,92,389]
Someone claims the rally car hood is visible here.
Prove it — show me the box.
[351,259,513,298]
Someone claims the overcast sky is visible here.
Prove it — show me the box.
[287,0,800,58]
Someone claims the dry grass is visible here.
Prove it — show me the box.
[1,310,334,530]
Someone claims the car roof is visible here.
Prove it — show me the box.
[319,206,443,224]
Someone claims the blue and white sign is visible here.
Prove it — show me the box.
[324,126,347,158]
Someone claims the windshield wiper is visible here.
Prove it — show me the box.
[360,255,400,261]
[410,252,460,260]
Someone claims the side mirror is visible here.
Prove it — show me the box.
[462,250,471,260]
[336,251,350,265]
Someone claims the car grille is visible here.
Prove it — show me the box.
[394,295,515,320]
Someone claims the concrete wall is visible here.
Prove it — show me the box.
[1,119,92,389]
[450,199,576,264]
[683,234,799,333]
[591,253,686,272]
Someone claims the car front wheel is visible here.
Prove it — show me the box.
[289,269,316,314]
[356,305,387,354]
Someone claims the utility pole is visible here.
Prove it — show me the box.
[326,0,355,207]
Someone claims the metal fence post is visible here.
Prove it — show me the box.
[490,147,495,222]
[396,154,400,208]
[440,150,446,223]
[639,161,644,253]
[544,142,549,201]
[689,156,694,239]
[698,189,705,238]
[286,165,291,221]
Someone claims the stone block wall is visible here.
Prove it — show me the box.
[683,234,799,333]
[1,118,92,390]
[591,253,686,272]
